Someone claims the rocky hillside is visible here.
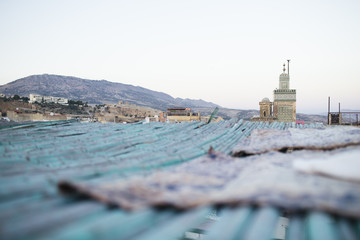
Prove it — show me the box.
[296,113,327,123]
[0,74,219,111]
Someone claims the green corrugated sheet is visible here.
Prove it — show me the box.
[0,120,359,240]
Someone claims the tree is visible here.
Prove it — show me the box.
[13,95,20,100]
[21,97,29,103]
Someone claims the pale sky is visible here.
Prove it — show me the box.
[1,0,359,114]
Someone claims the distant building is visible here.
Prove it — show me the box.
[259,97,273,118]
[273,63,296,122]
[252,61,296,122]
[29,94,68,105]
[252,97,277,122]
[165,108,201,123]
[159,112,167,122]
[145,115,159,123]
[94,102,161,123]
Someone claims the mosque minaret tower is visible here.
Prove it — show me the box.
[273,60,296,122]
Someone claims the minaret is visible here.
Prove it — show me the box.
[279,63,290,90]
[273,60,296,122]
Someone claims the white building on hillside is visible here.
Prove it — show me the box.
[29,94,68,105]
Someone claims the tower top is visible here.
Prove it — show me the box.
[279,62,290,89]
[287,59,290,75]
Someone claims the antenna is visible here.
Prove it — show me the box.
[287,59,290,75]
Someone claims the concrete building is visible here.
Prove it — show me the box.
[273,62,296,122]
[165,108,201,123]
[29,94,68,105]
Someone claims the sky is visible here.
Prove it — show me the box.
[0,0,359,114]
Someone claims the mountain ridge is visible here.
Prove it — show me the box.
[0,74,219,111]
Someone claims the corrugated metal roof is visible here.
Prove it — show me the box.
[0,120,359,240]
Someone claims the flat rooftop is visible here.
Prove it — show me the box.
[0,120,359,239]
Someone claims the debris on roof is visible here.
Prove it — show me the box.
[59,126,360,218]
[232,127,360,156]
[293,148,360,183]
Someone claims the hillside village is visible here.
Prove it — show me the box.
[0,65,333,124]
[0,94,225,124]
[0,73,333,124]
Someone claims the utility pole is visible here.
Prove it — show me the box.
[328,96,330,125]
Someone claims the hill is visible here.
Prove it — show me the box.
[296,113,327,123]
[0,74,219,111]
